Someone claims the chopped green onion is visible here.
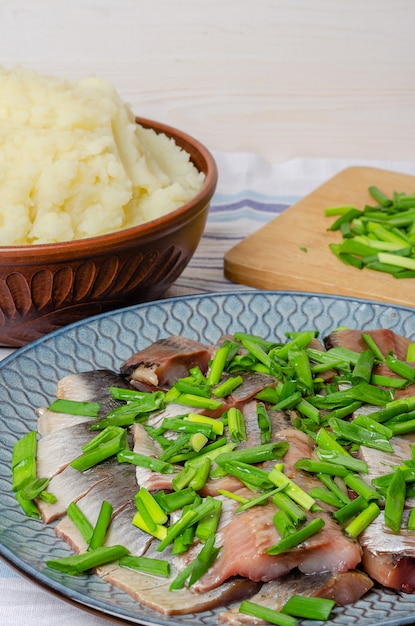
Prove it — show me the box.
[296,398,320,423]
[173,380,211,398]
[48,398,100,417]
[237,488,281,513]
[315,427,352,457]
[329,417,393,453]
[184,413,224,435]
[67,502,94,544]
[207,344,231,385]
[215,442,288,467]
[309,484,344,508]
[117,449,175,473]
[160,417,214,438]
[154,488,197,513]
[172,505,196,554]
[12,431,37,492]
[343,473,380,501]
[385,353,415,382]
[266,517,325,555]
[195,498,222,542]
[70,427,126,471]
[352,414,394,439]
[271,491,308,525]
[408,508,415,530]
[344,501,380,538]
[90,392,165,428]
[272,391,302,411]
[268,466,315,510]
[135,487,168,526]
[333,494,368,524]
[158,433,191,462]
[119,555,170,577]
[189,457,212,491]
[352,349,375,383]
[257,402,272,443]
[239,600,296,626]
[15,491,41,518]
[316,448,368,474]
[46,545,129,575]
[223,460,274,491]
[386,418,415,436]
[88,500,113,550]
[367,402,411,423]
[20,477,51,500]
[318,473,351,505]
[384,468,406,534]
[212,375,243,398]
[217,489,249,504]
[184,440,235,469]
[368,185,393,207]
[131,513,166,540]
[169,534,221,590]
[370,374,409,389]
[287,345,314,395]
[255,386,281,404]
[227,407,247,442]
[157,497,215,552]
[173,394,223,411]
[189,432,209,452]
[378,252,415,271]
[172,465,198,492]
[282,595,336,621]
[294,458,348,477]
[273,510,297,537]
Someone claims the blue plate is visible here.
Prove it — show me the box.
[1,290,415,626]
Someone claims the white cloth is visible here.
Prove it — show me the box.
[1,153,415,625]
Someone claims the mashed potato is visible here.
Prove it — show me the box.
[0,66,205,245]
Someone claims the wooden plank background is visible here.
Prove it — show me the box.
[0,0,414,164]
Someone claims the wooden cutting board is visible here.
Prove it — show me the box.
[224,166,415,308]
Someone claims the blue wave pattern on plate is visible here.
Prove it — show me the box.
[1,291,415,626]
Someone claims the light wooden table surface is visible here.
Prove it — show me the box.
[1,0,414,164]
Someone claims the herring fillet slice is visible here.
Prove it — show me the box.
[360,509,415,592]
[120,336,213,389]
[37,369,132,436]
[218,570,374,625]
[186,428,361,593]
[323,328,412,360]
[36,462,112,523]
[36,422,98,478]
[56,488,261,615]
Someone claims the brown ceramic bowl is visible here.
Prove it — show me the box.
[0,117,218,347]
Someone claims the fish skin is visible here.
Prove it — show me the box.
[36,422,97,479]
[218,570,374,625]
[54,459,138,552]
[360,509,415,592]
[36,462,111,523]
[323,328,412,360]
[357,435,415,488]
[37,408,95,436]
[227,371,277,404]
[102,566,260,616]
[120,336,213,389]
[37,369,132,436]
[131,422,179,491]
